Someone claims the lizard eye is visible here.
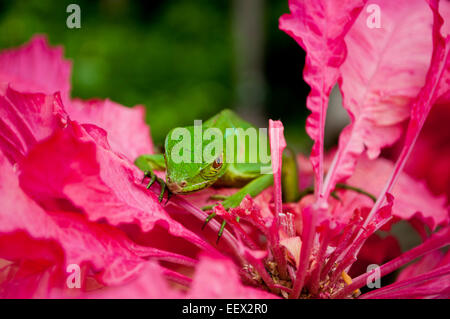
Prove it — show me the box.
[179,181,187,187]
[212,155,223,169]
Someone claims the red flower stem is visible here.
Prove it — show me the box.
[372,286,450,299]
[289,205,317,299]
[240,269,259,285]
[145,183,222,256]
[170,196,241,257]
[243,250,279,294]
[330,202,393,287]
[333,227,450,299]
[155,254,198,268]
[309,230,331,295]
[267,192,288,279]
[136,247,199,267]
[161,268,192,287]
[226,219,260,250]
[360,263,450,299]
[320,220,361,281]
[288,264,297,282]
[268,120,288,280]
[269,228,288,280]
[273,284,293,294]
[329,222,387,285]
[374,288,447,299]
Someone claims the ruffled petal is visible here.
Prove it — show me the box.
[0,87,67,164]
[280,0,366,199]
[85,261,178,299]
[187,254,278,299]
[67,99,153,160]
[18,121,212,252]
[0,35,71,104]
[0,155,159,296]
[348,155,449,230]
[323,0,435,198]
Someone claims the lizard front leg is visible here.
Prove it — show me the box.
[203,173,274,243]
[135,154,171,203]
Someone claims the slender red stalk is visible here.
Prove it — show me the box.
[155,254,198,268]
[333,227,450,298]
[289,204,318,298]
[320,217,363,281]
[161,268,193,287]
[309,230,331,294]
[360,263,450,299]
[243,249,279,294]
[170,196,240,256]
[268,120,288,279]
[224,218,260,250]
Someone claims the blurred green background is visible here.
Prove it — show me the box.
[0,0,310,150]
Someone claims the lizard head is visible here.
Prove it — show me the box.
[164,126,227,194]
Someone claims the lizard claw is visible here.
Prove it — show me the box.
[165,190,172,205]
[145,171,157,189]
[201,211,226,245]
[157,178,166,203]
[202,212,216,230]
[201,209,239,245]
[142,170,172,205]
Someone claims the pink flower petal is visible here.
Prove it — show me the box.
[0,35,71,105]
[441,0,450,38]
[396,250,444,282]
[18,121,213,253]
[323,0,435,198]
[67,99,153,160]
[87,254,279,299]
[0,155,158,296]
[0,87,67,164]
[187,254,278,299]
[280,236,302,268]
[364,0,450,226]
[279,0,366,200]
[348,155,448,230]
[86,261,178,299]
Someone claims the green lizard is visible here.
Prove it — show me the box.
[134,109,377,242]
[134,109,300,241]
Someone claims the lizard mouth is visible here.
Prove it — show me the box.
[167,182,183,193]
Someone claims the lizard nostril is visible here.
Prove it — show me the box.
[179,181,187,188]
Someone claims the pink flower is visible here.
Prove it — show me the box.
[277,0,450,299]
[0,0,449,300]
[0,36,271,299]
